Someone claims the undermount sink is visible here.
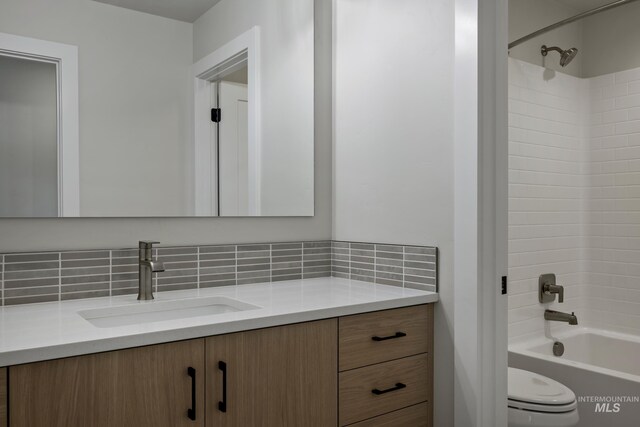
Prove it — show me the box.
[78,296,261,328]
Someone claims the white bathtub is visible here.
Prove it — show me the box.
[509,328,640,427]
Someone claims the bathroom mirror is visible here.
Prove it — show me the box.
[0,0,314,217]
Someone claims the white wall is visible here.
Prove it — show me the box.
[0,0,194,216]
[333,0,454,424]
[509,0,583,78]
[582,1,640,78]
[0,56,58,217]
[0,0,332,252]
[194,0,315,216]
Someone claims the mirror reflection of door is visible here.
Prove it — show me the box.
[216,65,250,216]
[0,54,58,217]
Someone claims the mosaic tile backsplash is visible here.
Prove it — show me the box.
[0,241,437,306]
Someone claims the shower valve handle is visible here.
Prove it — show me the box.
[543,283,564,303]
[538,274,565,303]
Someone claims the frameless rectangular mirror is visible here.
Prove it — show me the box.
[0,0,314,217]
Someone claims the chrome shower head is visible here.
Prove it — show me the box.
[541,45,579,67]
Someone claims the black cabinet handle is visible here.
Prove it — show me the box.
[371,332,407,341]
[218,361,227,413]
[187,367,196,421]
[372,382,407,395]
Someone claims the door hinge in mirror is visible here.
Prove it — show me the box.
[211,108,221,123]
[501,276,508,295]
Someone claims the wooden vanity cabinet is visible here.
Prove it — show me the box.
[338,305,434,426]
[5,320,338,427]
[1,368,6,427]
[205,319,338,427]
[8,339,205,427]
[3,304,433,427]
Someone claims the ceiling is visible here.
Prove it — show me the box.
[93,0,222,23]
[556,0,632,14]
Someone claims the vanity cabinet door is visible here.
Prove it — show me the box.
[206,319,337,427]
[9,339,205,427]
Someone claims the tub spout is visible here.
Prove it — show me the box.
[544,309,578,325]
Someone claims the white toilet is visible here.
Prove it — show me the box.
[508,368,579,427]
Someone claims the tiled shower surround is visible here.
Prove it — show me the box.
[509,58,640,339]
[0,241,437,306]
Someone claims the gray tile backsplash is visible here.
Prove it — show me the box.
[332,241,438,292]
[3,253,61,305]
[271,242,303,282]
[157,246,198,292]
[0,240,437,306]
[303,241,331,279]
[60,250,111,301]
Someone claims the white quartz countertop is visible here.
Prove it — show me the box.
[0,277,438,367]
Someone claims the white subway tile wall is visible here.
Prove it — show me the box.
[508,58,588,340]
[0,241,437,306]
[508,58,640,340]
[586,69,640,336]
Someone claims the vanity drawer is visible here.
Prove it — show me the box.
[346,402,430,427]
[339,304,432,371]
[339,354,429,426]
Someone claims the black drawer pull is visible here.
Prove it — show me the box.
[371,332,407,341]
[372,382,407,395]
[187,367,196,421]
[218,361,228,413]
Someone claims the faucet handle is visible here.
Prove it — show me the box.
[539,273,565,303]
[543,283,564,303]
[139,241,161,249]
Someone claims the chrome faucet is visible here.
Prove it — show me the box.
[138,241,165,301]
[544,309,578,325]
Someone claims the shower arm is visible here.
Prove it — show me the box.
[508,0,640,50]
[541,46,563,56]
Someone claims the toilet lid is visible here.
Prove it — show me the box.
[508,368,576,406]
